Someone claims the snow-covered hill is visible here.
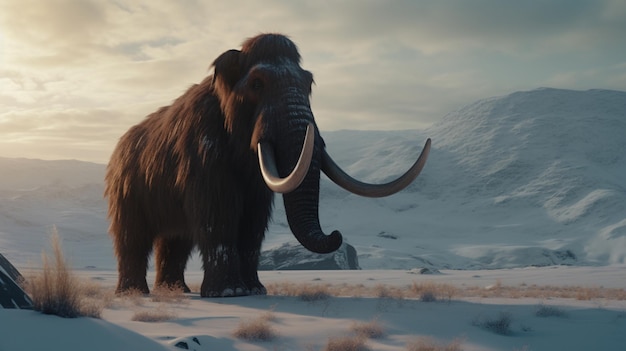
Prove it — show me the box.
[424,88,626,268]
[1,88,625,270]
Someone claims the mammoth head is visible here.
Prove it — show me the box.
[209,33,431,254]
[212,34,310,138]
[211,34,319,193]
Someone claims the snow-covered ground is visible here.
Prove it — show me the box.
[1,88,625,350]
[2,267,626,350]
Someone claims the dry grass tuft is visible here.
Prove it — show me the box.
[374,284,405,300]
[25,229,104,318]
[463,282,626,300]
[131,305,177,322]
[115,285,188,311]
[151,284,188,303]
[116,287,147,306]
[259,306,278,322]
[299,285,332,302]
[267,282,332,301]
[323,335,369,351]
[78,299,106,318]
[406,337,463,351]
[80,280,116,310]
[233,313,278,341]
[187,282,202,294]
[350,318,386,339]
[270,279,626,302]
[575,287,602,300]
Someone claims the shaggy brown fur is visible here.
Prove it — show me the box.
[105,33,325,297]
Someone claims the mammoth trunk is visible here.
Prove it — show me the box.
[280,131,343,254]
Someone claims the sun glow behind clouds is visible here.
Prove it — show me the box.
[0,0,625,162]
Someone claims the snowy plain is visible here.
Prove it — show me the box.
[1,88,626,350]
[1,268,626,351]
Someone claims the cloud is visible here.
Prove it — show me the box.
[0,0,108,67]
[0,0,625,162]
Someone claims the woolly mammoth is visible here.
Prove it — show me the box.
[105,33,431,297]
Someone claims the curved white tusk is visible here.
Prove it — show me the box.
[258,123,315,193]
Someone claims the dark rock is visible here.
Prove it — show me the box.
[377,231,398,240]
[259,242,360,270]
[407,267,441,275]
[0,254,22,282]
[174,341,189,349]
[0,253,33,309]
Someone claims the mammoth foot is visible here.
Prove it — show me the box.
[248,286,267,295]
[201,286,248,297]
[201,279,249,298]
[200,281,267,297]
[245,280,267,295]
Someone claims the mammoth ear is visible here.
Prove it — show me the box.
[212,49,242,95]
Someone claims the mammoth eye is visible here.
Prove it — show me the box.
[250,78,264,91]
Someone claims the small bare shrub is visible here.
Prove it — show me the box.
[350,318,386,339]
[535,304,568,318]
[131,305,176,322]
[26,229,103,318]
[472,312,513,335]
[406,337,463,351]
[233,314,277,341]
[323,335,368,351]
[420,291,437,302]
[410,281,458,302]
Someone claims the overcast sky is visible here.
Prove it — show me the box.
[1,0,625,163]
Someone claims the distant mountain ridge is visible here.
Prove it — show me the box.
[1,88,625,270]
[0,157,105,191]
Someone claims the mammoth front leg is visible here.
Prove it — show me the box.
[195,170,263,297]
[154,235,194,292]
[199,232,247,297]
[197,186,248,297]
[238,188,273,295]
[238,230,266,295]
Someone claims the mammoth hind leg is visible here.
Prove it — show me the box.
[114,234,152,295]
[154,236,194,293]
